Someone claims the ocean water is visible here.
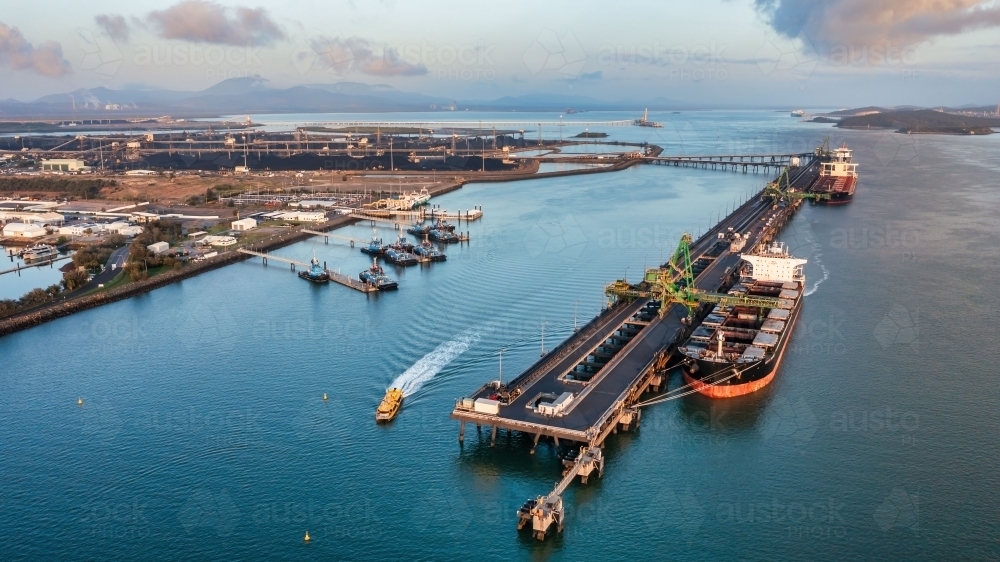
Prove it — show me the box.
[2,112,998,560]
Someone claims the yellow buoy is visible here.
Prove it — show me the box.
[304,531,311,542]
[77,397,83,406]
[322,393,328,401]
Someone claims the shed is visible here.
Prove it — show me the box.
[232,218,257,231]
[147,241,169,254]
[2,223,46,238]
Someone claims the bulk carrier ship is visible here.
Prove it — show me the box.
[809,144,858,204]
[679,241,806,398]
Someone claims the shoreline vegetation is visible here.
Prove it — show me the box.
[813,109,1000,135]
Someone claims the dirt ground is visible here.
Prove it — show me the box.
[94,170,471,205]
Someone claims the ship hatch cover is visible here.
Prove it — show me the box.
[767,308,790,320]
[778,289,800,300]
[752,332,779,348]
[740,346,766,362]
[777,298,795,309]
[761,319,786,333]
[702,314,727,326]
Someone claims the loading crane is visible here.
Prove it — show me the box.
[761,166,830,204]
[605,233,782,317]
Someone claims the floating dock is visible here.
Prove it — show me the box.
[451,156,822,540]
[237,248,379,292]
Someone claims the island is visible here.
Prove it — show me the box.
[835,109,1000,135]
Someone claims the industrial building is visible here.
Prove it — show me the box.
[231,218,257,231]
[2,223,47,238]
[41,159,91,172]
[106,222,144,236]
[58,223,105,236]
[147,241,169,255]
[0,211,65,226]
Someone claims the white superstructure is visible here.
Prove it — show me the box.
[820,146,858,179]
[740,242,806,284]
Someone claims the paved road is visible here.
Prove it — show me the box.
[80,246,130,292]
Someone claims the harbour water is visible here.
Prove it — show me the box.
[2,112,999,560]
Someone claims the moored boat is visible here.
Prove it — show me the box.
[414,237,446,261]
[22,244,59,262]
[810,144,858,204]
[679,242,806,398]
[359,228,385,255]
[359,257,399,290]
[298,255,330,283]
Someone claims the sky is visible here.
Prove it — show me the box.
[1,0,999,107]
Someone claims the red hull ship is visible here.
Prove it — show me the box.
[810,145,858,204]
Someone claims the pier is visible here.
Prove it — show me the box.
[645,152,811,173]
[237,248,379,293]
[0,255,72,277]
[452,155,822,540]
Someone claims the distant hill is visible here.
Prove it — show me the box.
[837,109,1000,134]
[0,78,457,118]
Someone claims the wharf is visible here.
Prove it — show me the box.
[0,255,72,276]
[237,248,379,292]
[451,155,822,539]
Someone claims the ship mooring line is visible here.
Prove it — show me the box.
[634,366,744,407]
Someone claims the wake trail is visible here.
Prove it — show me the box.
[390,331,481,396]
[804,241,829,297]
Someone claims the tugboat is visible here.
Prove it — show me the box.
[359,257,398,290]
[414,235,446,262]
[432,219,456,232]
[22,244,58,262]
[360,228,385,256]
[384,245,420,266]
[298,255,330,283]
[389,233,415,252]
[429,227,460,244]
[406,222,432,237]
[376,388,404,422]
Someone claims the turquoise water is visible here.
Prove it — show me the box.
[2,113,999,560]
[0,246,70,300]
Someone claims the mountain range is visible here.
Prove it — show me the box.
[0,78,652,118]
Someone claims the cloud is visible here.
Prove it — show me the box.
[0,21,72,77]
[147,0,285,46]
[311,36,427,76]
[754,0,1000,51]
[95,14,130,42]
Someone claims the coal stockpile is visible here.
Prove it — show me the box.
[127,152,516,172]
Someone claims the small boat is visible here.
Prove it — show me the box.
[389,233,415,252]
[414,237,446,261]
[22,244,58,262]
[376,388,404,422]
[298,255,330,283]
[385,247,419,266]
[359,257,399,290]
[411,187,431,207]
[406,223,432,236]
[432,219,456,232]
[359,228,384,256]
[429,228,459,244]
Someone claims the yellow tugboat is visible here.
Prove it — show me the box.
[376,388,404,422]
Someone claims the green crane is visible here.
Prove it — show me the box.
[605,233,783,318]
[761,166,830,204]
